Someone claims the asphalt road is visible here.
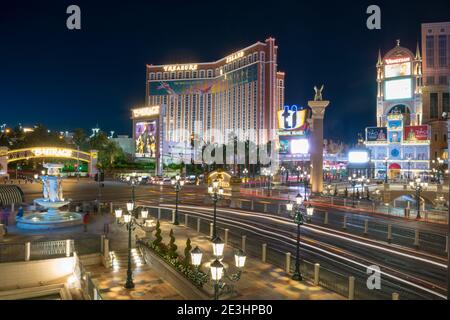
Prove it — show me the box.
[15,178,449,300]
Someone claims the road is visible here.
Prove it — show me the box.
[14,178,449,299]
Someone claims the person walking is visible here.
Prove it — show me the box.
[83,212,90,232]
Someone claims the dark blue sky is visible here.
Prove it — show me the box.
[1,0,449,143]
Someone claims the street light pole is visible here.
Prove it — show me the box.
[384,157,389,183]
[171,174,184,225]
[208,179,224,239]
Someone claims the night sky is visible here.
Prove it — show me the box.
[1,0,449,143]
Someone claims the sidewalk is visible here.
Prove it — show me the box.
[152,221,343,300]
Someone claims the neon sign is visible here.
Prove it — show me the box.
[385,57,410,65]
[132,106,160,118]
[226,51,244,64]
[277,105,308,132]
[163,64,198,72]
[32,148,73,158]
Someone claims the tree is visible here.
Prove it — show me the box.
[168,229,178,259]
[183,238,192,266]
[73,128,88,150]
[344,187,348,198]
[153,220,163,247]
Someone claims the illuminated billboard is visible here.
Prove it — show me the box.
[404,126,429,142]
[385,62,411,78]
[279,137,309,154]
[366,127,387,142]
[385,78,412,100]
[135,120,157,158]
[277,105,308,132]
[149,64,257,96]
[348,151,369,164]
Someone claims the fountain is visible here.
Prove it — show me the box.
[16,163,83,230]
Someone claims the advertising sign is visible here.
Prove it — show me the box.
[149,64,257,96]
[278,137,309,155]
[404,126,429,142]
[277,105,308,132]
[135,120,157,158]
[388,131,402,143]
[385,78,412,100]
[366,127,387,142]
[385,62,411,78]
[387,119,403,131]
[348,151,370,164]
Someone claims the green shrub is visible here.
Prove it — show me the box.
[168,229,178,259]
[153,220,163,247]
[183,238,192,266]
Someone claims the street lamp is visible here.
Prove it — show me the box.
[348,174,357,207]
[407,157,412,183]
[243,168,248,183]
[409,177,428,220]
[208,178,224,239]
[280,166,286,185]
[358,176,370,200]
[384,157,389,183]
[286,193,314,281]
[191,242,246,300]
[171,174,185,225]
[114,203,148,289]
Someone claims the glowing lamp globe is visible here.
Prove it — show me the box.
[306,205,314,217]
[126,202,134,212]
[141,209,149,219]
[234,249,247,268]
[210,259,224,281]
[295,194,303,205]
[115,209,123,219]
[123,213,132,223]
[218,187,224,195]
[190,246,203,267]
[212,236,225,258]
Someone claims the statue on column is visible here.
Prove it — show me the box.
[314,85,324,101]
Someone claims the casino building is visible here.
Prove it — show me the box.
[365,40,431,180]
[144,38,285,166]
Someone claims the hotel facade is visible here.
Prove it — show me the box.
[143,38,285,165]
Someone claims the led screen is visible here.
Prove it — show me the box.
[385,62,411,78]
[348,151,369,164]
[385,78,412,100]
[291,139,309,154]
[135,120,157,158]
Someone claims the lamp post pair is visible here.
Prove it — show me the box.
[208,179,224,239]
[409,177,428,220]
[114,204,149,289]
[358,176,370,200]
[286,194,314,281]
[171,174,185,225]
[190,238,246,300]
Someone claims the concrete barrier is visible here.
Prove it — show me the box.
[314,263,320,286]
[348,276,355,300]
[241,235,246,251]
[364,220,368,235]
[197,218,201,233]
[262,244,267,263]
[224,229,229,245]
[285,252,291,274]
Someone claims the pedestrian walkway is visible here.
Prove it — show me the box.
[152,221,343,300]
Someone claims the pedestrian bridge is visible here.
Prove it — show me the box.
[379,183,448,206]
[0,147,98,177]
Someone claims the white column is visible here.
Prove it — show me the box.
[285,252,291,274]
[25,242,31,261]
[314,263,320,286]
[387,224,392,243]
[324,212,328,225]
[184,214,189,227]
[158,208,161,220]
[262,243,267,263]
[348,276,355,300]
[364,220,369,235]
[171,210,175,223]
[209,223,214,238]
[66,239,72,257]
[224,229,229,245]
[241,235,246,251]
[197,218,201,233]
[343,216,347,229]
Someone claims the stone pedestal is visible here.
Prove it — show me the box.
[308,100,330,194]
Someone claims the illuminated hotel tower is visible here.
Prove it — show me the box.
[376,40,423,127]
[145,38,285,161]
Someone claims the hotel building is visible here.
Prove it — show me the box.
[144,38,285,164]
[421,22,450,161]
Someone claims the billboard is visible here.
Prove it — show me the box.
[385,78,412,100]
[135,120,157,158]
[277,105,309,133]
[149,64,257,96]
[387,119,403,131]
[385,62,411,78]
[388,131,402,143]
[279,137,309,154]
[366,127,387,142]
[404,126,429,141]
[348,151,369,164]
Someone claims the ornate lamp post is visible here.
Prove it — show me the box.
[114,204,148,289]
[171,174,185,225]
[208,178,224,239]
[409,177,428,220]
[191,239,246,300]
[348,174,357,207]
[280,166,286,185]
[407,157,412,183]
[286,194,314,281]
[357,176,370,199]
[243,168,248,183]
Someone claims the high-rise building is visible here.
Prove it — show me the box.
[421,22,450,161]
[144,38,285,163]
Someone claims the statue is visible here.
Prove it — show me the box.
[314,85,324,101]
